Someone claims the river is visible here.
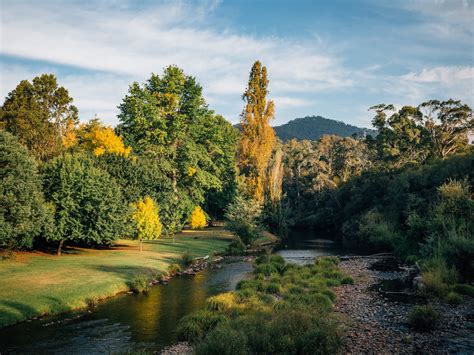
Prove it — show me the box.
[0,228,342,354]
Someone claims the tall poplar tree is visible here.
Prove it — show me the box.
[238,61,276,202]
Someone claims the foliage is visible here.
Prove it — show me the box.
[77,119,131,157]
[117,66,237,223]
[0,131,52,249]
[408,305,440,331]
[368,100,473,167]
[179,256,346,354]
[189,206,207,229]
[225,239,246,256]
[129,275,150,293]
[225,195,263,245]
[130,196,162,251]
[1,74,78,160]
[238,61,276,202]
[42,153,127,254]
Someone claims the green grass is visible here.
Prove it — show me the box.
[178,255,347,353]
[0,227,234,327]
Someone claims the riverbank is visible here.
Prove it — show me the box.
[0,227,235,328]
[334,257,474,353]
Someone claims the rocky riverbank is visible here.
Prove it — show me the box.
[334,257,474,354]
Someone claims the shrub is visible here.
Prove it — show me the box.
[408,305,440,331]
[195,324,248,355]
[453,284,474,297]
[266,283,280,294]
[130,196,162,251]
[181,251,193,267]
[421,258,458,298]
[206,293,238,312]
[445,292,463,305]
[226,238,246,256]
[129,275,150,293]
[189,206,207,229]
[341,276,354,285]
[0,131,53,250]
[177,310,228,342]
[295,318,344,354]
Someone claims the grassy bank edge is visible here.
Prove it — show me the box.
[0,228,235,328]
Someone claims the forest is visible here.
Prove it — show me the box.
[1,60,473,353]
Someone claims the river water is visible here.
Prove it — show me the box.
[0,229,342,354]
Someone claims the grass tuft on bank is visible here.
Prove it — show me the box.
[177,255,347,354]
[0,227,234,327]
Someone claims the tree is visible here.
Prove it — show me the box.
[77,118,131,157]
[238,61,276,202]
[117,66,237,231]
[130,196,162,251]
[225,195,263,245]
[1,74,78,160]
[42,153,126,255]
[0,131,52,249]
[418,99,473,158]
[189,206,207,229]
[368,104,429,168]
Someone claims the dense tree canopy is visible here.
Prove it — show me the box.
[1,74,78,160]
[0,131,52,249]
[117,66,238,229]
[42,153,127,255]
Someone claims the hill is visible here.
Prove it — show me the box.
[273,116,375,141]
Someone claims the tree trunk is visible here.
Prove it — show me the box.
[139,239,143,252]
[57,239,64,256]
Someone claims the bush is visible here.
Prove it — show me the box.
[0,131,52,249]
[195,324,248,355]
[421,258,458,298]
[129,275,150,293]
[177,310,228,342]
[341,276,354,285]
[408,305,440,331]
[226,238,246,256]
[445,292,463,305]
[189,206,207,229]
[453,284,474,297]
[181,251,193,267]
[205,293,238,312]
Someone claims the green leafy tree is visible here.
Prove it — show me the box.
[42,153,126,255]
[117,66,237,231]
[368,104,429,167]
[0,131,52,249]
[1,74,78,160]
[418,99,473,158]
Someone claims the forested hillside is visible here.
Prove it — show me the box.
[274,115,375,141]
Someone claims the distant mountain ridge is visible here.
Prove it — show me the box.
[273,115,375,141]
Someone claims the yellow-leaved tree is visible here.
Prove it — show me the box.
[78,119,131,157]
[189,206,207,229]
[130,196,162,251]
[238,61,276,202]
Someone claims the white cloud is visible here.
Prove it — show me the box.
[1,1,354,124]
[385,66,474,106]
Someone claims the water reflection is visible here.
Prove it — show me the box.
[276,227,343,264]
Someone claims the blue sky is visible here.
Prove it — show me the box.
[1,0,473,128]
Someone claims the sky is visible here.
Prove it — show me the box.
[1,0,473,128]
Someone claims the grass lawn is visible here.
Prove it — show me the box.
[0,227,234,327]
